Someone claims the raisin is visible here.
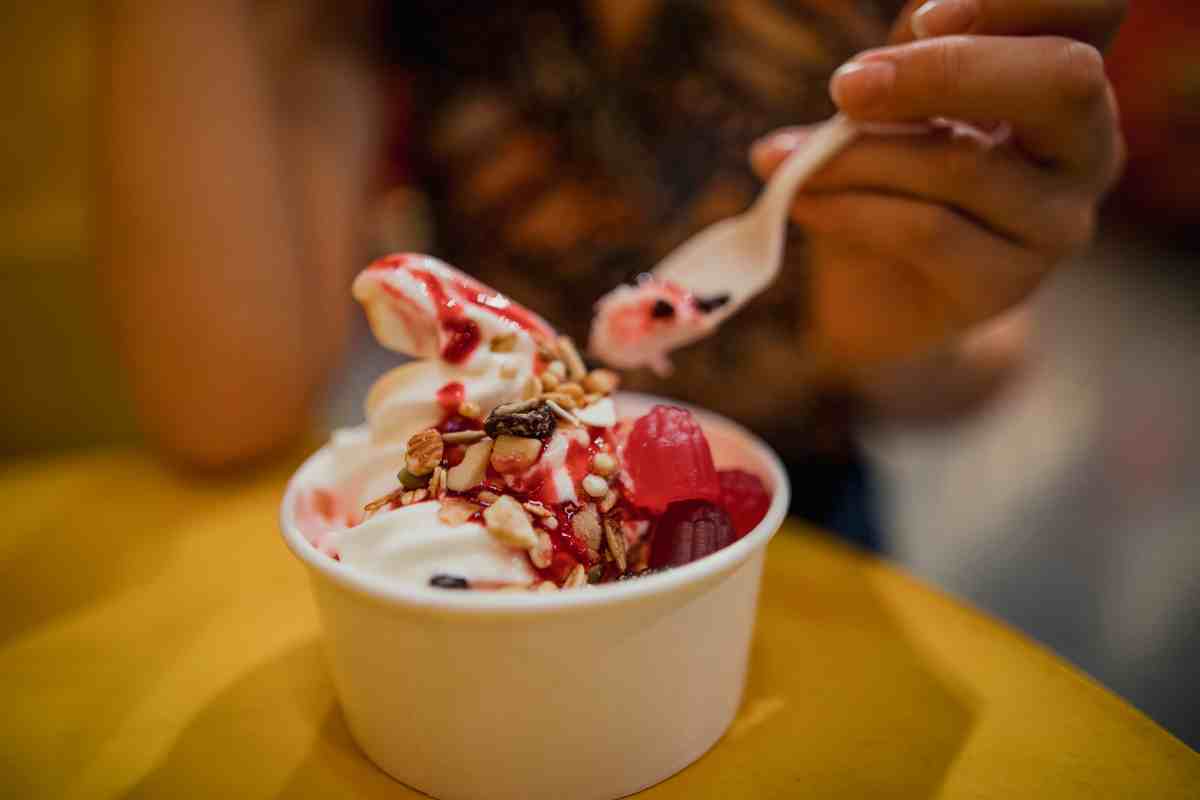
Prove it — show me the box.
[484,400,556,439]
[429,574,470,589]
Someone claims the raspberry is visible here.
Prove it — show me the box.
[718,469,771,538]
[624,406,720,513]
[649,500,736,569]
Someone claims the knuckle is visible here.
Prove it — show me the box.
[1056,40,1108,106]
[932,36,971,99]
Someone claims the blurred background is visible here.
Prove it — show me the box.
[3,0,1199,749]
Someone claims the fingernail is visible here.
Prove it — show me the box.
[911,0,978,39]
[830,61,895,110]
[751,126,813,156]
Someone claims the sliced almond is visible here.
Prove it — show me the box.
[483,495,538,549]
[604,517,627,572]
[583,368,620,395]
[528,531,553,569]
[428,466,446,498]
[438,497,481,526]
[556,336,587,381]
[523,501,553,518]
[446,437,493,492]
[477,491,500,505]
[545,399,580,426]
[406,428,444,476]
[542,391,578,410]
[490,435,543,474]
[563,564,587,589]
[599,488,619,514]
[442,429,487,444]
[572,504,602,557]
[575,397,616,428]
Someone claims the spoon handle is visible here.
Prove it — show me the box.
[757,114,860,218]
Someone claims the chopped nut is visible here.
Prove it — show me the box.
[364,487,404,515]
[500,362,520,379]
[428,466,446,498]
[545,399,580,426]
[563,564,588,589]
[490,333,518,353]
[599,488,619,514]
[484,495,538,549]
[485,399,556,439]
[491,435,543,473]
[458,401,482,420]
[523,501,553,518]
[604,517,628,572]
[542,516,559,530]
[542,391,578,410]
[582,473,609,498]
[575,397,616,428]
[438,497,481,526]
[442,429,487,444]
[536,580,559,593]
[396,467,431,490]
[557,336,587,380]
[572,504,602,556]
[401,488,428,506]
[528,531,553,569]
[477,490,500,505]
[583,368,620,395]
[539,371,560,391]
[592,452,618,477]
[446,437,493,491]
[558,382,585,404]
[406,429,444,476]
[521,375,541,400]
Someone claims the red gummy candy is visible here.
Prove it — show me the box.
[624,405,720,513]
[649,500,736,569]
[718,469,771,538]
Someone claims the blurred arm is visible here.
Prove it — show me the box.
[101,0,385,467]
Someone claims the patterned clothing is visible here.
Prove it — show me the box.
[386,0,902,468]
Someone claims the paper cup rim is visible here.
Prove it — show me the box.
[279,392,791,615]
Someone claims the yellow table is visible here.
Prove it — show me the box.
[2,448,1196,798]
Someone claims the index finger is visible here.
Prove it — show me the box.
[891,0,1127,49]
[831,35,1112,169]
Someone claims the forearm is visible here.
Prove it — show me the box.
[101,1,379,466]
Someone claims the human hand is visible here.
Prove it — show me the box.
[750,3,1124,373]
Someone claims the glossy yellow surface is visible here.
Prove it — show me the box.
[2,448,1196,798]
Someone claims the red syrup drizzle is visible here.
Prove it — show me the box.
[369,255,556,364]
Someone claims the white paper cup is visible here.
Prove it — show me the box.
[280,394,791,800]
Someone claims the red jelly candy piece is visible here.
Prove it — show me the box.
[624,405,720,513]
[718,469,771,538]
[649,500,736,569]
